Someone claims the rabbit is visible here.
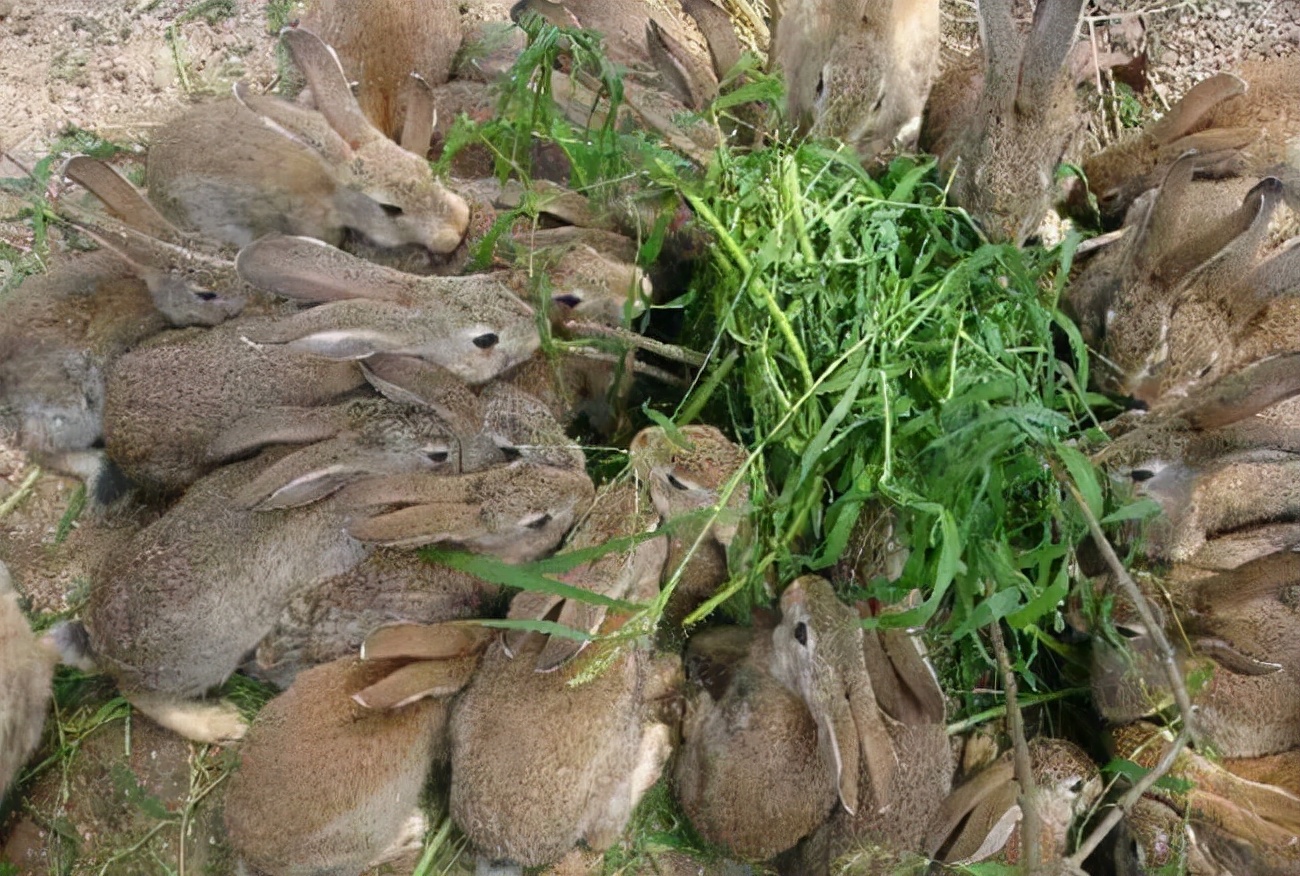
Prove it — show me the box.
[0,562,60,802]
[145,28,469,254]
[233,234,541,384]
[103,236,539,494]
[927,738,1102,867]
[225,627,485,876]
[1090,557,1300,758]
[919,0,1087,245]
[673,622,840,860]
[775,577,953,874]
[1112,795,1217,876]
[248,375,585,686]
[60,156,249,327]
[773,0,940,161]
[83,409,591,742]
[1109,721,1300,875]
[501,459,666,671]
[1076,55,1300,228]
[298,0,463,142]
[448,608,683,868]
[628,424,749,629]
[1065,153,1290,405]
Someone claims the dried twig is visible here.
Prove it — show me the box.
[1059,478,1197,864]
[986,606,1042,872]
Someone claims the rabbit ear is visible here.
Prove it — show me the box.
[346,503,487,547]
[929,758,1021,864]
[503,590,566,657]
[1160,127,1258,165]
[1016,0,1086,110]
[237,437,456,510]
[232,82,355,167]
[1240,233,1300,305]
[534,594,604,671]
[236,235,413,303]
[1146,73,1247,144]
[1133,151,1202,274]
[976,0,1022,103]
[282,27,382,148]
[494,181,598,227]
[1191,551,1300,612]
[1181,351,1300,429]
[62,156,180,239]
[352,655,480,709]
[1193,638,1282,675]
[362,622,493,661]
[207,406,343,462]
[861,626,947,725]
[678,0,742,80]
[240,301,411,359]
[360,355,482,425]
[646,20,717,111]
[400,73,436,156]
[1164,176,1282,304]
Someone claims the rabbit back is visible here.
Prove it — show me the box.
[1,252,164,455]
[450,639,680,866]
[84,449,371,698]
[249,549,496,688]
[102,321,365,494]
[145,99,345,249]
[224,656,446,876]
[0,575,56,801]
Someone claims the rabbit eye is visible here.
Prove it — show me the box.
[498,444,523,461]
[378,203,405,217]
[666,473,691,491]
[425,448,450,464]
[473,332,499,350]
[195,290,218,301]
[523,512,552,530]
[1130,469,1156,483]
[815,73,825,101]
[553,293,584,308]
[872,94,884,113]
[794,621,808,646]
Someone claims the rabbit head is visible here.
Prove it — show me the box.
[235,234,540,386]
[225,640,481,876]
[928,0,1087,244]
[777,0,940,159]
[769,575,897,816]
[60,156,248,327]
[340,461,596,562]
[930,739,1101,866]
[673,623,840,859]
[628,424,749,625]
[449,617,683,867]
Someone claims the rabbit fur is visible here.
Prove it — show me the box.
[146,29,468,254]
[299,0,462,141]
[225,648,478,876]
[920,0,1088,244]
[0,563,60,802]
[774,0,940,160]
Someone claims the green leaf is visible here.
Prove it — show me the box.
[1007,560,1070,630]
[471,618,594,642]
[423,550,644,611]
[1100,497,1163,525]
[1057,442,1104,520]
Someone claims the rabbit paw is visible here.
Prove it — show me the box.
[129,692,248,743]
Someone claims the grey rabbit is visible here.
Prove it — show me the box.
[773,0,940,160]
[225,628,485,876]
[146,28,469,254]
[0,563,61,802]
[920,0,1087,245]
[83,401,591,741]
[103,235,539,493]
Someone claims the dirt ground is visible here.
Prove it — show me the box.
[0,0,1298,873]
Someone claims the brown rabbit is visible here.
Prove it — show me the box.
[777,578,953,874]
[299,0,463,142]
[928,738,1102,867]
[146,29,469,254]
[773,0,940,160]
[0,563,61,802]
[225,634,483,876]
[920,0,1087,244]
[448,613,682,867]
[673,622,839,860]
[629,424,749,629]
[1078,55,1300,228]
